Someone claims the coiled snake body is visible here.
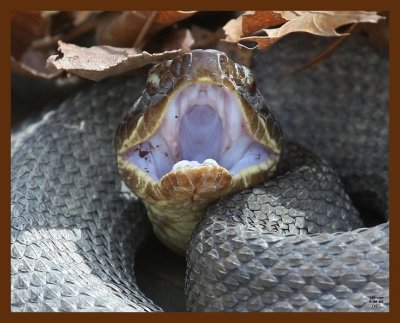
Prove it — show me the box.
[11,35,389,312]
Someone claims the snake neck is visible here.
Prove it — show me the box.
[144,200,210,255]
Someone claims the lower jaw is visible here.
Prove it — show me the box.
[142,164,234,255]
[145,201,206,255]
[120,155,279,254]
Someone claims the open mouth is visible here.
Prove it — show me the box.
[123,82,275,181]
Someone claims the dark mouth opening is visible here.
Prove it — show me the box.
[124,83,273,181]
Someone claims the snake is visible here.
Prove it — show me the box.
[11,34,389,312]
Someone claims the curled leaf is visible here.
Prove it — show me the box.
[224,11,287,43]
[269,11,383,37]
[47,41,183,81]
[161,28,194,52]
[240,11,384,49]
[242,11,287,35]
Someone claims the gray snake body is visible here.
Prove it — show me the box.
[11,35,388,311]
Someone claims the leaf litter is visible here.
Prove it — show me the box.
[11,11,386,81]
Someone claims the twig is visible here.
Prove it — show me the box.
[292,24,358,74]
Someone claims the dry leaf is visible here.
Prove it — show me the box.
[72,11,99,25]
[47,41,183,81]
[46,11,99,35]
[12,50,62,79]
[31,12,114,52]
[161,28,194,52]
[362,14,388,49]
[97,11,197,48]
[223,13,246,42]
[270,11,382,37]
[242,11,287,35]
[12,11,47,59]
[224,11,287,42]
[238,37,279,50]
[240,11,383,49]
[11,11,59,78]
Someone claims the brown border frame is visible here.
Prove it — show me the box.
[2,1,398,322]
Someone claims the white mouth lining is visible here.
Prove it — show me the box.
[125,83,271,180]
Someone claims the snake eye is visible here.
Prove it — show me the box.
[146,73,160,95]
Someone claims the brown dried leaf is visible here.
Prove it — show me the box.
[72,11,99,25]
[31,12,114,52]
[223,13,246,42]
[97,11,197,48]
[11,11,48,59]
[270,11,383,37]
[239,11,384,49]
[12,51,62,79]
[11,11,60,79]
[156,11,197,25]
[242,11,287,35]
[47,41,182,81]
[161,29,194,52]
[238,37,279,50]
[223,11,286,43]
[43,11,102,39]
[362,15,388,49]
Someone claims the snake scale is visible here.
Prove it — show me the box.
[11,34,388,312]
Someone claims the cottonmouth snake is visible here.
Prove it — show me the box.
[11,34,389,311]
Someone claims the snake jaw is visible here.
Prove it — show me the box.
[119,81,279,181]
[115,49,282,253]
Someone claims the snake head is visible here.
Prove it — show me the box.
[115,49,282,253]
